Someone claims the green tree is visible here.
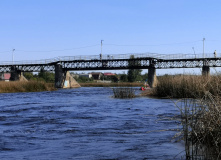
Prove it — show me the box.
[38,69,55,82]
[23,72,34,80]
[109,75,119,82]
[76,76,93,83]
[120,74,128,82]
[142,73,148,82]
[127,55,142,82]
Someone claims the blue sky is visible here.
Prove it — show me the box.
[0,0,221,74]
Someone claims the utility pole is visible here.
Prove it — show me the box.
[100,40,104,60]
[203,38,205,58]
[100,40,104,80]
[192,47,196,58]
[12,49,15,64]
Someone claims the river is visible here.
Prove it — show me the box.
[0,87,185,159]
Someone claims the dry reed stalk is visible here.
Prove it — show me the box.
[174,92,221,159]
[0,81,56,93]
[152,75,221,98]
[112,87,135,98]
[157,74,221,158]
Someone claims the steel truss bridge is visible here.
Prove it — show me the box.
[0,53,220,73]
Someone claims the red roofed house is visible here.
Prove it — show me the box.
[103,72,115,76]
[0,73,11,81]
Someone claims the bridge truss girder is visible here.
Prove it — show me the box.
[0,64,55,72]
[61,58,151,71]
[155,59,221,69]
[1,58,221,73]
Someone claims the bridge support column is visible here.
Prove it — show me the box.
[10,66,21,81]
[202,66,210,76]
[55,64,81,88]
[148,67,157,88]
[55,64,65,88]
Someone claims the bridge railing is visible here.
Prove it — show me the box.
[0,53,218,66]
[155,53,218,59]
[0,58,57,65]
[56,53,161,61]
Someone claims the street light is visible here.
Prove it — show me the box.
[203,38,205,58]
[192,47,196,58]
[100,40,104,60]
[12,49,15,64]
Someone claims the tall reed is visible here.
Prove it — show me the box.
[0,81,56,93]
[153,75,221,98]
[152,74,221,158]
[112,87,135,98]
[175,93,221,159]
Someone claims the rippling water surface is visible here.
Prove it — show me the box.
[0,87,185,159]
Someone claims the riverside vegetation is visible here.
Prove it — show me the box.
[150,74,221,159]
[112,87,135,98]
[0,68,144,93]
[0,81,56,93]
[152,75,221,98]
[0,71,56,93]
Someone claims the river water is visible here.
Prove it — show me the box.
[0,87,185,160]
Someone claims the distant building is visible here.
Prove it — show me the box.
[103,72,118,82]
[104,72,115,76]
[79,73,92,79]
[91,72,103,80]
[0,73,11,81]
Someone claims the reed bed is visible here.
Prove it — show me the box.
[0,81,56,93]
[153,75,221,98]
[112,87,135,98]
[174,93,221,159]
[151,74,221,158]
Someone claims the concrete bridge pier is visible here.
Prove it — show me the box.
[55,64,80,88]
[148,67,157,88]
[202,66,210,76]
[10,66,28,81]
[10,66,21,81]
[55,64,64,88]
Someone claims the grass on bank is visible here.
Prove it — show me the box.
[0,81,56,93]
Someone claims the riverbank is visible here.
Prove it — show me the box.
[0,81,56,93]
[79,82,143,87]
[0,81,143,93]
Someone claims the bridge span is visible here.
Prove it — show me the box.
[0,53,220,88]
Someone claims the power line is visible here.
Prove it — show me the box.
[1,39,219,53]
[105,40,202,47]
[15,44,100,53]
[0,50,11,53]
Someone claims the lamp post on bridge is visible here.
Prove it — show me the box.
[203,38,205,58]
[192,47,196,58]
[12,49,15,64]
[100,40,104,60]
